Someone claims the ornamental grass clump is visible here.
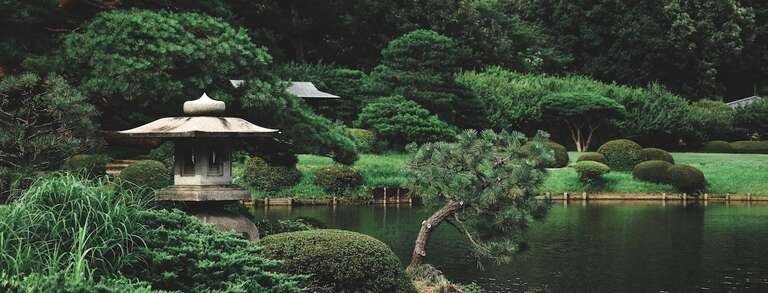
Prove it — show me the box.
[597,139,643,171]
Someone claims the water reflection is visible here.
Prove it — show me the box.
[250,201,768,292]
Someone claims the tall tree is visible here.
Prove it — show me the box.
[406,129,551,268]
[539,92,625,152]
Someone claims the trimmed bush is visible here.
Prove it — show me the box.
[729,141,768,154]
[242,156,301,192]
[314,165,364,194]
[523,141,569,168]
[577,152,606,163]
[700,140,734,153]
[640,148,674,163]
[62,154,111,177]
[118,160,171,190]
[348,128,375,153]
[597,139,643,171]
[667,165,706,194]
[633,160,673,183]
[259,229,415,293]
[571,161,611,183]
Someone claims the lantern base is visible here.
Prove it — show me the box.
[155,185,250,201]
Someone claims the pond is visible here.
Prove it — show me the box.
[249,201,768,292]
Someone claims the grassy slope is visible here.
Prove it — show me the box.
[239,152,768,198]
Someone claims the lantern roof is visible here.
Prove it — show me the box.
[118,93,278,138]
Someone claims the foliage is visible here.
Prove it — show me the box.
[62,154,111,177]
[254,218,314,238]
[539,92,625,151]
[242,156,302,192]
[633,160,674,184]
[369,30,486,128]
[577,152,606,164]
[121,209,302,292]
[259,229,415,293]
[406,129,551,266]
[0,73,96,199]
[355,95,456,150]
[0,273,155,293]
[640,148,675,164]
[314,165,364,195]
[571,161,611,184]
[700,140,734,153]
[118,160,171,190]
[667,164,706,194]
[523,141,569,168]
[147,142,174,169]
[348,128,375,153]
[597,139,644,171]
[729,140,768,154]
[687,100,736,142]
[734,98,768,139]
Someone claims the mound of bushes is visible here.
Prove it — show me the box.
[730,141,768,154]
[348,128,375,153]
[259,229,415,293]
[523,141,569,168]
[699,140,734,153]
[640,148,674,163]
[577,152,606,163]
[314,165,364,195]
[242,156,302,192]
[632,160,673,183]
[597,139,643,171]
[62,154,111,177]
[667,165,706,194]
[118,160,171,190]
[571,161,611,183]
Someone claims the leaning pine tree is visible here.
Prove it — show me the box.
[406,129,552,269]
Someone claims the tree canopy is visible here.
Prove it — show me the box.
[540,92,625,151]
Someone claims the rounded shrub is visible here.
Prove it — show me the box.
[118,160,171,190]
[667,165,706,194]
[348,128,375,153]
[640,148,674,163]
[597,139,643,171]
[632,160,673,183]
[259,229,415,293]
[571,161,611,183]
[699,140,734,153]
[577,152,606,164]
[522,141,569,168]
[729,141,768,154]
[242,156,301,192]
[62,154,111,177]
[314,165,363,194]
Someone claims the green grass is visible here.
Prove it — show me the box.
[240,152,768,198]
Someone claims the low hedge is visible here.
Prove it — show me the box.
[571,161,610,183]
[62,154,111,177]
[576,152,606,164]
[632,160,673,183]
[640,148,674,164]
[118,160,171,190]
[259,229,416,293]
[667,165,706,194]
[242,156,301,192]
[523,141,569,168]
[597,139,643,171]
[314,165,363,194]
[729,141,768,154]
[700,140,734,153]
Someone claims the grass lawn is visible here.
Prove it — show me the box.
[237,152,768,198]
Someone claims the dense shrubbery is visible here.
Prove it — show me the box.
[118,160,171,190]
[700,140,734,153]
[571,161,611,183]
[688,100,736,141]
[632,160,674,183]
[62,154,111,177]
[348,128,375,153]
[667,165,707,194]
[640,148,674,164]
[729,141,768,154]
[539,92,624,151]
[734,99,768,139]
[314,165,364,195]
[355,95,456,150]
[260,229,415,293]
[597,139,643,171]
[242,156,301,192]
[523,141,569,168]
[577,152,606,163]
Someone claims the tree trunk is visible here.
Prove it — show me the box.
[408,200,463,269]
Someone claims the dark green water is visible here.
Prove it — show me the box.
[249,201,768,292]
